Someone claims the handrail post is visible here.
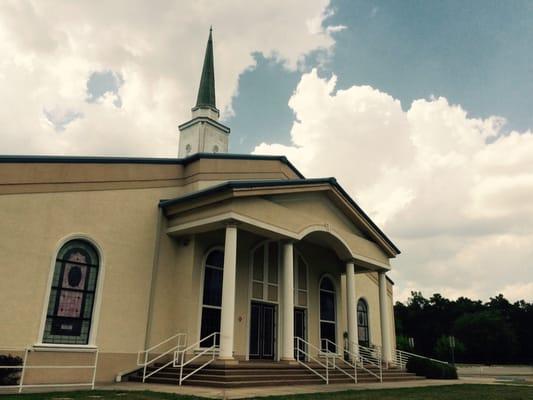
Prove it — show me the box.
[91,349,99,390]
[18,348,29,394]
[179,348,184,386]
[326,354,329,384]
[142,349,148,383]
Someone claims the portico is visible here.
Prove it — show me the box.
[158,178,399,364]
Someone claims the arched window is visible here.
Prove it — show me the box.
[43,239,100,345]
[200,249,224,346]
[357,298,370,347]
[319,276,336,352]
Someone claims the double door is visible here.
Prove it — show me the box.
[249,302,307,361]
[249,302,276,360]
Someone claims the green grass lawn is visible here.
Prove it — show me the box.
[0,384,532,400]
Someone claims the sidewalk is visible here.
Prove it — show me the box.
[97,378,475,399]
[458,365,533,385]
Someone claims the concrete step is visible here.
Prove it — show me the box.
[126,361,424,388]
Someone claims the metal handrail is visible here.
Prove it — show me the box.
[294,337,331,384]
[137,333,187,383]
[320,338,357,383]
[352,342,382,382]
[392,348,449,370]
[0,346,98,393]
[321,339,382,382]
[174,332,219,386]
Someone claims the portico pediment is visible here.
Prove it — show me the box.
[160,178,399,270]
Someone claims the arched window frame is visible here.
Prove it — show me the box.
[248,240,280,304]
[37,235,104,347]
[318,274,338,353]
[198,246,224,347]
[357,297,370,347]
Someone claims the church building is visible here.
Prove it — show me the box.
[0,30,405,390]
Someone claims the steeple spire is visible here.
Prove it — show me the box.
[195,27,216,110]
[178,27,230,158]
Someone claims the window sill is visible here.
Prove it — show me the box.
[32,343,98,353]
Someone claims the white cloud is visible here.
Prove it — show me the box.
[254,69,533,302]
[0,0,337,156]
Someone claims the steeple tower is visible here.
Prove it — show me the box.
[178,28,230,158]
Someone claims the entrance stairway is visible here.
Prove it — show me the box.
[127,361,423,388]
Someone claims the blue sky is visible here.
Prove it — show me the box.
[228,0,533,153]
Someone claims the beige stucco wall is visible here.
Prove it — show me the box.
[0,186,188,352]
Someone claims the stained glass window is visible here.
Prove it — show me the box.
[43,239,99,345]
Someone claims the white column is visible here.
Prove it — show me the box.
[281,241,295,361]
[219,223,237,360]
[346,260,359,356]
[379,271,392,364]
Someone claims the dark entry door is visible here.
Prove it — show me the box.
[249,302,276,360]
[294,308,306,360]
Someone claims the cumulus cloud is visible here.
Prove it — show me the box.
[254,69,533,301]
[0,0,340,156]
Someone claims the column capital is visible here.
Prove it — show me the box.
[224,219,239,228]
[345,259,358,270]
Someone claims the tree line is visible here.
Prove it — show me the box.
[394,292,533,364]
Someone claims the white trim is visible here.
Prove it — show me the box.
[167,213,390,270]
[31,344,98,352]
[37,234,105,347]
[197,246,224,349]
[167,212,297,240]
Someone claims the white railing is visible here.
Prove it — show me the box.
[137,333,187,383]
[0,347,98,393]
[392,349,449,370]
[353,342,382,382]
[174,332,218,386]
[320,338,357,383]
[295,337,331,384]
[321,339,383,383]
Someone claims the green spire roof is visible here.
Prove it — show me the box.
[195,27,216,109]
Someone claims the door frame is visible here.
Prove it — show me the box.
[246,240,282,361]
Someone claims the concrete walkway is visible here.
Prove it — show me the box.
[98,378,480,399]
[458,365,533,378]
